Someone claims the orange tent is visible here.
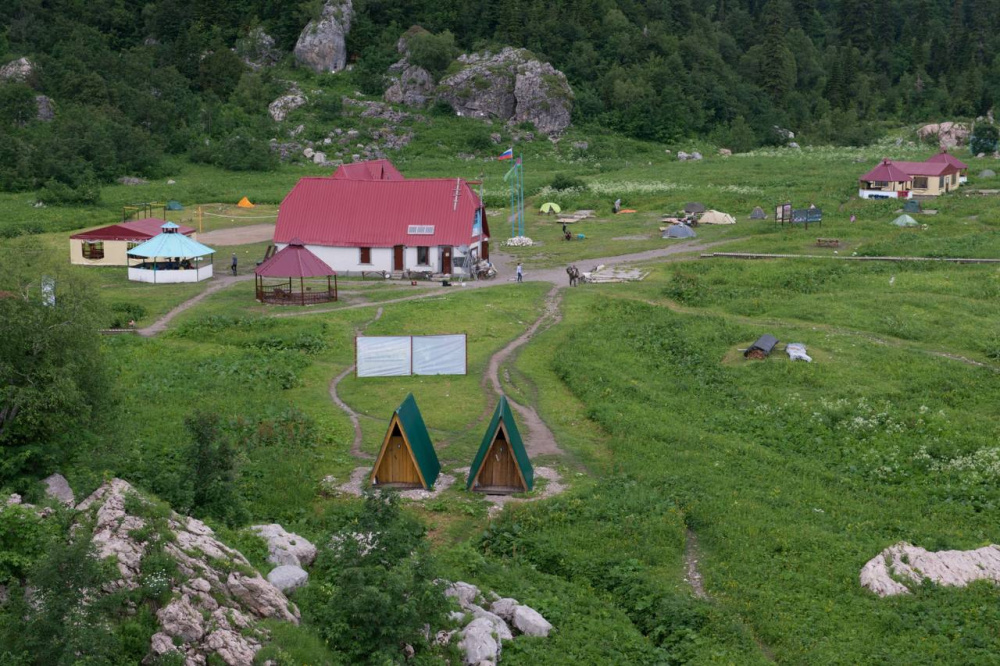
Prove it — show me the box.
[237,196,254,208]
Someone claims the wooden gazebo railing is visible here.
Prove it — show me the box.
[255,275,337,305]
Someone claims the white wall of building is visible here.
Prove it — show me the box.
[294,244,470,275]
[128,264,213,283]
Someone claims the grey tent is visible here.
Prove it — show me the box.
[684,202,706,214]
[749,206,767,220]
[902,199,921,213]
[663,224,696,239]
[744,334,778,359]
[166,200,184,211]
[979,169,996,178]
[891,214,919,227]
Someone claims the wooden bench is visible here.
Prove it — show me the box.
[816,238,840,248]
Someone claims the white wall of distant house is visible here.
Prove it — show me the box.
[285,244,471,275]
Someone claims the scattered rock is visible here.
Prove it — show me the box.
[42,473,74,506]
[267,565,309,593]
[303,147,315,159]
[235,27,281,70]
[773,126,795,142]
[861,542,1000,597]
[469,605,512,640]
[512,605,552,637]
[0,57,34,83]
[718,148,732,157]
[458,617,500,665]
[437,47,573,135]
[269,90,308,122]
[489,598,518,623]
[691,151,703,160]
[384,61,434,107]
[34,95,54,122]
[117,176,148,186]
[251,524,317,567]
[572,141,589,150]
[917,121,970,149]
[167,179,176,185]
[435,629,457,647]
[677,151,690,161]
[312,151,327,164]
[294,0,353,74]
[978,152,986,158]
[150,632,178,657]
[788,141,801,149]
[445,581,483,608]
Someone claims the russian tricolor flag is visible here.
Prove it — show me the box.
[498,148,513,160]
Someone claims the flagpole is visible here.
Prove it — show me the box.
[518,154,525,237]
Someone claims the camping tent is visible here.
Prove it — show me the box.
[749,206,767,220]
[902,199,921,213]
[980,169,996,178]
[891,214,919,227]
[370,394,440,490]
[539,202,561,214]
[663,224,696,239]
[700,210,736,225]
[467,396,533,494]
[166,200,184,211]
[237,196,254,208]
[684,202,706,214]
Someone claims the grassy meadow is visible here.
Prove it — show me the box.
[6,108,1000,663]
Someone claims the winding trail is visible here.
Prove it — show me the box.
[329,307,384,459]
[684,529,710,601]
[137,274,253,337]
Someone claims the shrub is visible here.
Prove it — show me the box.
[550,173,586,191]
[181,411,247,527]
[970,123,999,156]
[313,95,342,122]
[407,30,458,80]
[662,271,707,305]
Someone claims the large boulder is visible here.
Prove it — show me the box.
[469,605,512,640]
[251,523,317,567]
[458,617,500,665]
[512,605,552,637]
[917,121,970,149]
[444,581,483,609]
[294,0,353,74]
[267,565,309,593]
[268,89,308,122]
[861,541,1000,597]
[384,61,434,107]
[437,47,574,134]
[75,479,299,664]
[42,473,73,506]
[0,57,34,83]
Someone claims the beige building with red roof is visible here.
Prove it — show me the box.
[69,218,197,266]
[858,156,962,199]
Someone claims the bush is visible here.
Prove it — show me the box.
[550,173,586,191]
[662,271,707,305]
[181,411,247,527]
[108,302,148,328]
[970,124,999,156]
[313,94,343,122]
[407,30,458,80]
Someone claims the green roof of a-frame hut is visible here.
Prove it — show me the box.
[467,396,534,491]
[383,393,440,488]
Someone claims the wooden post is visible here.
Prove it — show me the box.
[300,277,305,306]
[198,206,203,234]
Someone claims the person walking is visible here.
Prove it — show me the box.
[231,253,238,276]
[516,262,523,283]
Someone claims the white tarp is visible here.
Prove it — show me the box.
[356,336,412,377]
[786,343,812,362]
[356,335,467,377]
[413,335,467,375]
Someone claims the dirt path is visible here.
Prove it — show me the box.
[329,307,384,459]
[137,274,254,337]
[482,286,566,457]
[195,224,275,246]
[684,529,710,600]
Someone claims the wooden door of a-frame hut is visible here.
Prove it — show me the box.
[393,245,404,272]
[372,419,422,488]
[474,423,523,493]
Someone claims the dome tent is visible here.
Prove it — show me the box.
[891,214,919,227]
[749,206,767,220]
[663,224,696,239]
[700,210,736,225]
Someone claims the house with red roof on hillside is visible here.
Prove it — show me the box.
[274,161,488,276]
[69,218,196,266]
[927,149,969,183]
[858,157,962,199]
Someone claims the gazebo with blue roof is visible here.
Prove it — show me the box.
[126,222,216,283]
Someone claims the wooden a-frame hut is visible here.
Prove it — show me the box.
[370,394,441,490]
[467,396,534,494]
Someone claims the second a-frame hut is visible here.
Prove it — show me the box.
[371,394,440,490]
[467,397,534,494]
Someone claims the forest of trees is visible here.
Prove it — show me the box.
[1,0,998,198]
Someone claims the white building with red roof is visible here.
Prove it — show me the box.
[274,161,489,276]
[69,218,197,266]
[859,157,962,199]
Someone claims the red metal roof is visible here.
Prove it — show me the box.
[274,178,487,248]
[860,159,914,183]
[255,239,336,278]
[927,150,969,170]
[890,160,959,177]
[332,159,405,181]
[70,218,195,241]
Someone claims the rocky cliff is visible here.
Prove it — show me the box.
[294,0,353,74]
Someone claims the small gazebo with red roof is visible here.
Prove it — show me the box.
[254,238,338,305]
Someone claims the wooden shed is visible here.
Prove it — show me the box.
[467,396,534,494]
[370,394,441,490]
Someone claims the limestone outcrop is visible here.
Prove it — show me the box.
[861,541,1000,597]
[917,121,970,149]
[294,0,353,74]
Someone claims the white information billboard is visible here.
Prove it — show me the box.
[356,335,467,377]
